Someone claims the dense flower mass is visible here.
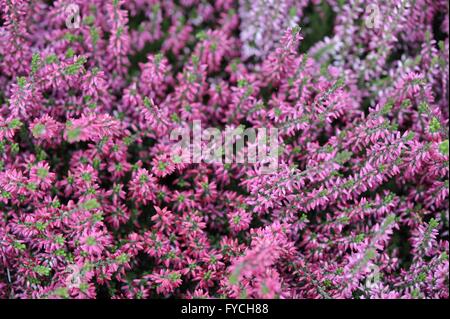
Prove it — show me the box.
[0,0,449,299]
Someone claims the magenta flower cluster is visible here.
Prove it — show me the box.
[0,0,448,299]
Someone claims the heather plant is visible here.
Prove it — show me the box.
[0,0,448,299]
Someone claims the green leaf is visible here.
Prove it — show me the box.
[17,77,27,88]
[66,127,81,142]
[31,52,41,74]
[335,151,353,164]
[381,100,394,115]
[81,198,100,210]
[429,117,441,133]
[34,265,51,276]
[8,118,22,129]
[439,140,449,156]
[229,273,238,285]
